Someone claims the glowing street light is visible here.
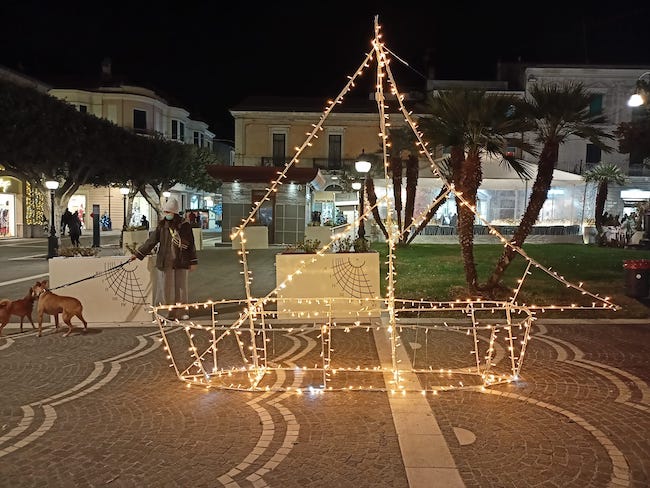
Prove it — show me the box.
[119,187,129,248]
[627,71,650,107]
[355,150,371,240]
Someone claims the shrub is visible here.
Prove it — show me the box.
[57,246,100,257]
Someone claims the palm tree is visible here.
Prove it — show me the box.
[583,162,626,245]
[363,128,422,245]
[419,89,530,292]
[483,82,614,291]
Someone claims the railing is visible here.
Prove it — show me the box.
[260,157,359,171]
[628,164,650,177]
[311,158,358,171]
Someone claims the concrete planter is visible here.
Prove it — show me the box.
[48,255,154,323]
[192,228,203,251]
[304,226,334,247]
[275,252,380,319]
[582,226,597,244]
[231,226,268,249]
[122,229,150,251]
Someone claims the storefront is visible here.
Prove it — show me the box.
[0,172,31,238]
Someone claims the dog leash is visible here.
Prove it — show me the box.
[47,259,133,292]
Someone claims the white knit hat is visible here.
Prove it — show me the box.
[162,198,179,214]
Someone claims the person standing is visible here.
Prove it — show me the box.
[61,208,73,235]
[61,208,81,246]
[130,198,197,319]
[67,211,82,246]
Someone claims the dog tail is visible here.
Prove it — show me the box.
[0,299,10,309]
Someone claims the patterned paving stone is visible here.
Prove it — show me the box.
[1,320,649,487]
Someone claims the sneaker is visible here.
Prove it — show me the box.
[180,314,189,320]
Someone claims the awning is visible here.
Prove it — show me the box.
[206,165,321,184]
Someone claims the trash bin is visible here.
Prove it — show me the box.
[623,259,650,298]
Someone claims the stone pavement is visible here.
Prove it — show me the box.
[1,232,650,487]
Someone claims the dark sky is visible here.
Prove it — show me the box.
[2,1,650,138]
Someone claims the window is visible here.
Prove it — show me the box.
[78,104,88,113]
[193,131,204,146]
[589,94,603,116]
[496,191,516,220]
[171,120,185,141]
[272,133,286,166]
[328,134,342,169]
[133,109,147,131]
[586,144,601,165]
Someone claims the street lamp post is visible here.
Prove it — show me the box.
[351,181,362,238]
[355,150,372,240]
[119,187,129,248]
[45,180,59,259]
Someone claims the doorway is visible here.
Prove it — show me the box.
[252,190,275,244]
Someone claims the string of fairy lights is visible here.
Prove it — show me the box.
[151,16,618,395]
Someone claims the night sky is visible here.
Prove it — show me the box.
[2,1,650,138]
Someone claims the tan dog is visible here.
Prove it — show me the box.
[0,299,11,336]
[0,288,37,336]
[32,280,88,337]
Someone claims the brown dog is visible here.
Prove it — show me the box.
[0,288,37,336]
[0,299,11,336]
[32,280,88,337]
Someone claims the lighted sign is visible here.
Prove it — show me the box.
[620,189,650,200]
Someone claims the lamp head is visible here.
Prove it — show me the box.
[351,182,362,190]
[628,93,644,107]
[355,149,372,174]
[45,180,59,190]
[119,187,129,196]
[162,191,171,198]
[628,72,650,107]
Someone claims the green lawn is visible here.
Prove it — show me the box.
[374,243,650,319]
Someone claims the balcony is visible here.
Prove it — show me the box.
[260,157,359,171]
[628,164,650,177]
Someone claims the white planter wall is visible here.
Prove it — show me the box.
[231,226,268,249]
[47,256,155,323]
[122,229,150,251]
[275,252,380,319]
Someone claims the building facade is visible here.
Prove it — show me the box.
[1,62,221,238]
[222,65,650,245]
[48,62,218,231]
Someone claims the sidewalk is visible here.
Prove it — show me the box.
[1,231,650,487]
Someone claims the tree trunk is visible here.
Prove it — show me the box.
[455,150,481,292]
[482,142,558,291]
[402,155,418,244]
[365,177,388,239]
[391,157,403,240]
[594,180,608,245]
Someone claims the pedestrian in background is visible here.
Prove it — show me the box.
[62,208,82,246]
[60,208,73,235]
[130,198,197,319]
